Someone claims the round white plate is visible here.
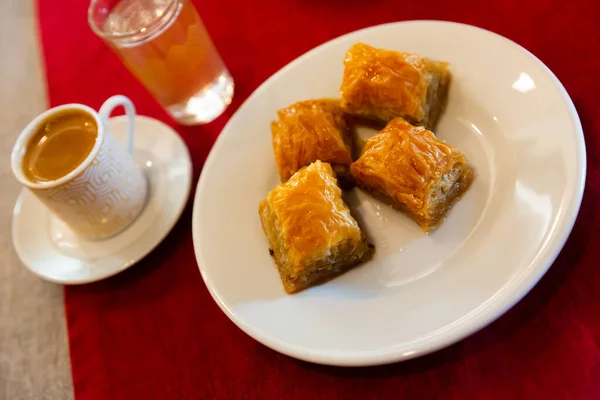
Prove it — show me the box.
[192,21,586,366]
[13,115,192,284]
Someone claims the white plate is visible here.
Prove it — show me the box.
[192,21,585,366]
[12,116,192,284]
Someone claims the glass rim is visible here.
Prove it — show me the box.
[87,0,180,41]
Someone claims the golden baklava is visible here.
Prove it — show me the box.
[259,160,373,293]
[340,43,451,130]
[351,118,473,231]
[271,99,353,183]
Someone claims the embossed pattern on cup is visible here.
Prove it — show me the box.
[32,130,147,240]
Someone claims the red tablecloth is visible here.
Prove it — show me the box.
[37,0,600,398]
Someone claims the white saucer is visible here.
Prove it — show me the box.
[12,115,192,284]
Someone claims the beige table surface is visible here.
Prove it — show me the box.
[0,1,73,399]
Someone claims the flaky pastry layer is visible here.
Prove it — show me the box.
[340,43,450,129]
[271,99,353,182]
[351,118,473,231]
[259,161,372,293]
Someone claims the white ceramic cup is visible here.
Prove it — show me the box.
[11,95,148,240]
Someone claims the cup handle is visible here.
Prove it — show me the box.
[99,95,136,155]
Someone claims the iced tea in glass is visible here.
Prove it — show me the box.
[88,0,234,125]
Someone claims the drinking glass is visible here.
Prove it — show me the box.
[88,0,234,125]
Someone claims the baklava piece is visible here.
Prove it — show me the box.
[259,161,373,294]
[271,99,353,183]
[340,43,451,130]
[351,118,473,232]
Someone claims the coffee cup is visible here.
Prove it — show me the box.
[11,95,147,240]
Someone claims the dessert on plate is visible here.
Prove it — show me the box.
[257,43,473,293]
[340,43,451,130]
[351,117,473,231]
[259,160,373,293]
[271,99,353,183]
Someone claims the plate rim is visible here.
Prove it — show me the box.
[12,115,193,285]
[192,20,586,366]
